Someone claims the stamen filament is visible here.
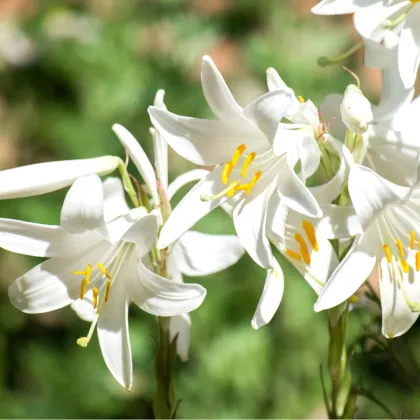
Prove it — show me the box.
[286,249,301,261]
[241,152,256,178]
[383,244,391,263]
[302,220,319,252]
[294,233,311,265]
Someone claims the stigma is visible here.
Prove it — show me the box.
[201,144,262,201]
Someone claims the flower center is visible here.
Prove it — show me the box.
[285,220,319,265]
[201,144,263,201]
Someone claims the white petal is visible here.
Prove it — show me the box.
[71,292,96,322]
[173,231,244,276]
[0,219,98,258]
[277,157,322,217]
[158,166,227,249]
[314,234,376,311]
[112,124,159,205]
[296,134,320,181]
[169,313,192,362]
[311,0,363,15]
[97,276,132,390]
[242,89,293,143]
[122,213,159,258]
[398,10,420,89]
[251,258,284,329]
[8,243,109,313]
[379,258,420,338]
[148,107,267,165]
[103,177,130,222]
[319,94,346,140]
[167,169,209,201]
[201,55,243,120]
[348,165,411,230]
[154,89,167,110]
[61,174,108,238]
[152,128,168,191]
[266,67,288,91]
[106,207,148,244]
[131,262,206,316]
[0,156,119,199]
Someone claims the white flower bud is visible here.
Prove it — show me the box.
[340,84,373,134]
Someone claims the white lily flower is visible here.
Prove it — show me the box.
[315,164,420,338]
[5,174,207,390]
[0,155,120,199]
[113,113,245,361]
[312,0,420,89]
[149,56,323,269]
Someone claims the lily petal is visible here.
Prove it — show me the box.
[311,0,362,15]
[251,258,284,329]
[169,313,192,362]
[131,262,206,316]
[167,169,209,201]
[97,275,132,390]
[103,177,130,222]
[201,55,243,120]
[61,174,108,238]
[0,156,119,199]
[112,124,159,205]
[314,234,376,311]
[173,231,245,276]
[148,107,267,165]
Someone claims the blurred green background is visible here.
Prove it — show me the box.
[0,0,420,418]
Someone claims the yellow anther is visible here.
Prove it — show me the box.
[349,294,359,304]
[222,162,233,185]
[241,152,256,178]
[417,252,420,272]
[105,281,111,302]
[286,249,301,261]
[298,96,305,103]
[411,231,416,249]
[302,220,319,252]
[246,171,262,196]
[401,260,409,274]
[396,239,405,259]
[231,144,246,167]
[80,278,88,300]
[73,264,92,283]
[383,244,391,263]
[294,233,311,265]
[97,263,111,279]
[92,287,99,309]
[225,181,239,198]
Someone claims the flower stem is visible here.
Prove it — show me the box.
[153,316,179,419]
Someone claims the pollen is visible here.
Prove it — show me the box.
[396,239,405,259]
[226,181,239,198]
[286,249,301,261]
[80,278,88,300]
[241,152,256,178]
[231,144,246,167]
[294,232,311,265]
[73,264,92,283]
[222,162,233,185]
[105,281,111,302]
[401,260,409,274]
[298,96,305,103]
[411,231,416,249]
[416,252,420,272]
[302,220,319,252]
[97,263,112,279]
[245,171,262,196]
[93,287,99,309]
[383,244,391,263]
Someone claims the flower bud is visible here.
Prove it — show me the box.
[340,84,373,134]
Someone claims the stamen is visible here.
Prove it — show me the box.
[97,263,112,279]
[416,252,420,272]
[105,281,111,302]
[73,264,92,283]
[231,144,246,167]
[93,287,99,309]
[286,249,301,261]
[77,314,99,348]
[241,152,256,178]
[411,231,416,249]
[226,181,239,198]
[302,220,319,252]
[294,233,311,265]
[297,96,305,103]
[396,239,405,259]
[80,278,88,300]
[201,180,241,201]
[401,260,409,274]
[383,244,391,263]
[222,162,233,185]
[246,171,262,196]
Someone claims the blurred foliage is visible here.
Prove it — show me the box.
[0,0,420,418]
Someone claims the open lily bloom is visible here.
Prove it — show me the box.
[321,77,420,186]
[149,56,322,269]
[315,164,420,338]
[312,0,420,89]
[4,174,207,390]
[113,118,245,362]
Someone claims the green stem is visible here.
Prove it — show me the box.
[117,159,141,208]
[356,389,397,419]
[318,40,364,67]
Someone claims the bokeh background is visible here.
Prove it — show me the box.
[1,0,420,418]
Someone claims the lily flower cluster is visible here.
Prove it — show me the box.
[1,44,420,390]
